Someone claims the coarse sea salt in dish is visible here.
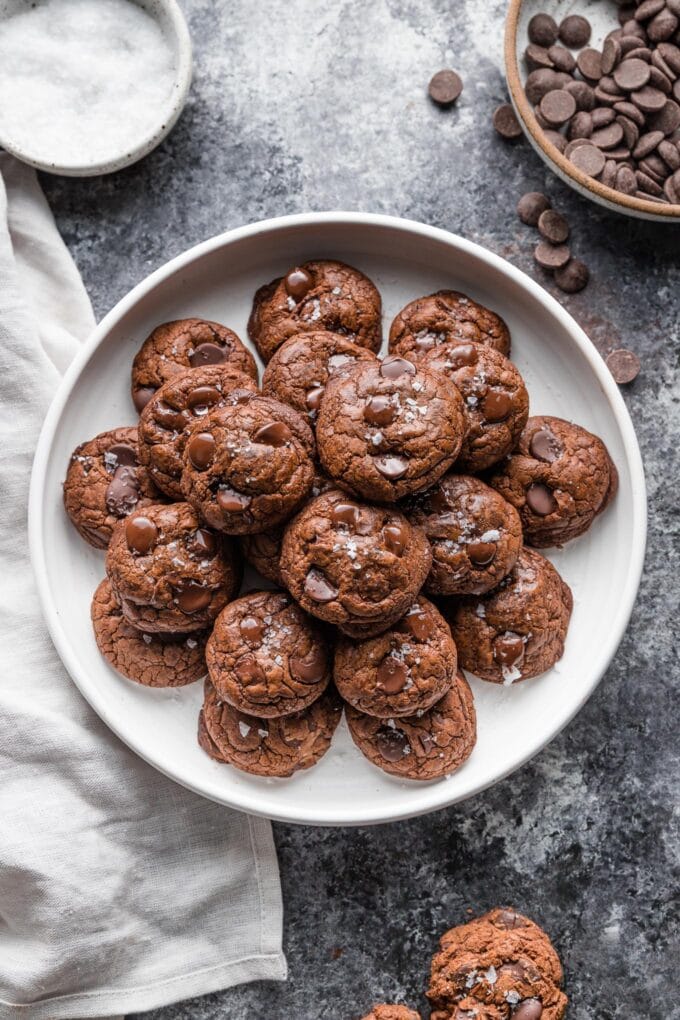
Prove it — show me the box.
[0,0,192,176]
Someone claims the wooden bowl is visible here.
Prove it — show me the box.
[505,0,680,222]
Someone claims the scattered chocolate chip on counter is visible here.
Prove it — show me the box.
[428,69,463,107]
[553,257,590,293]
[493,102,523,139]
[537,207,570,242]
[517,191,590,293]
[606,347,641,383]
[517,190,551,225]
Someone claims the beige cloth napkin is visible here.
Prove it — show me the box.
[0,155,285,1020]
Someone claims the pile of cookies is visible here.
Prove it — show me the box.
[358,907,567,1019]
[63,258,617,781]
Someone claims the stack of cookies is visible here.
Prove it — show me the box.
[64,258,617,782]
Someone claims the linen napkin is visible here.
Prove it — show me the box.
[0,154,286,1020]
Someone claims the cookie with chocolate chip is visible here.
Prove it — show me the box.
[63,426,163,549]
[138,364,258,499]
[421,341,529,472]
[180,392,316,534]
[405,474,522,596]
[346,671,476,780]
[200,680,342,776]
[334,596,456,717]
[316,355,467,502]
[131,318,258,412]
[106,502,240,633]
[428,908,567,1020]
[445,547,572,684]
[206,590,331,717]
[360,1007,421,1020]
[91,579,207,687]
[388,290,511,362]
[280,489,432,638]
[487,416,618,547]
[261,329,377,424]
[248,259,383,363]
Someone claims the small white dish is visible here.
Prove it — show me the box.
[29,212,647,826]
[0,0,192,177]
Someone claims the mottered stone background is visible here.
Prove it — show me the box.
[41,1,679,1017]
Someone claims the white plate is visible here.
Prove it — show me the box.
[29,213,647,826]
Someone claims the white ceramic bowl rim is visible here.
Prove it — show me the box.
[28,212,647,825]
[0,0,192,177]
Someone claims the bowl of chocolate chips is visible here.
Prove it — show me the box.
[506,0,680,220]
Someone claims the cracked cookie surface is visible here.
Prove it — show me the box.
[131,318,258,412]
[206,590,331,717]
[316,355,466,502]
[106,502,240,633]
[388,290,511,362]
[346,671,476,780]
[487,416,618,547]
[422,341,529,472]
[63,426,162,549]
[262,329,377,425]
[138,364,258,499]
[280,490,431,638]
[334,595,456,717]
[444,548,572,684]
[405,474,522,597]
[91,579,207,687]
[428,908,567,1020]
[180,391,315,534]
[201,680,342,776]
[248,259,382,363]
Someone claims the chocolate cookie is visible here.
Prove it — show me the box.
[360,1007,421,1020]
[334,596,456,717]
[405,474,522,596]
[421,341,529,472]
[487,416,618,547]
[130,318,258,412]
[316,356,467,502]
[63,426,162,549]
[200,680,342,776]
[388,290,511,362]
[106,502,240,633]
[261,329,377,423]
[91,579,207,687]
[239,471,334,585]
[206,590,331,717]
[138,364,258,499]
[445,547,573,684]
[428,908,568,1020]
[180,392,316,534]
[346,672,476,780]
[247,259,383,363]
[280,490,432,638]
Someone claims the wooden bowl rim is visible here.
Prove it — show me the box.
[505,0,680,220]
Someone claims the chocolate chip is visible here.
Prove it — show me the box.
[105,443,137,469]
[379,355,416,379]
[189,343,226,368]
[481,389,512,422]
[601,158,618,187]
[105,467,139,516]
[375,726,410,762]
[364,394,396,426]
[602,36,622,75]
[569,111,593,139]
[528,13,558,47]
[306,385,325,411]
[568,142,606,176]
[331,501,361,528]
[428,69,463,106]
[186,385,222,415]
[191,528,218,557]
[377,656,408,694]
[548,44,576,73]
[540,89,576,125]
[517,191,551,225]
[633,128,665,157]
[402,606,431,639]
[492,103,523,139]
[290,648,327,685]
[253,421,292,446]
[304,569,338,603]
[468,541,497,567]
[284,267,313,300]
[525,43,554,70]
[615,56,652,91]
[648,8,679,42]
[537,208,570,243]
[534,240,571,270]
[383,522,408,556]
[606,347,641,383]
[240,615,265,644]
[526,482,558,515]
[577,48,603,82]
[659,138,680,168]
[649,98,680,132]
[188,431,215,470]
[616,163,638,193]
[591,121,625,149]
[544,128,568,151]
[216,487,251,512]
[374,454,409,480]
[632,84,668,111]
[635,0,665,20]
[529,427,561,462]
[525,68,561,104]
[554,258,590,293]
[565,80,595,110]
[125,514,157,554]
[493,632,526,667]
[176,583,212,614]
[513,1000,543,1020]
[132,386,156,412]
[559,14,591,48]
[446,342,479,366]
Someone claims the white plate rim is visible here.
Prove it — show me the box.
[28,211,648,826]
